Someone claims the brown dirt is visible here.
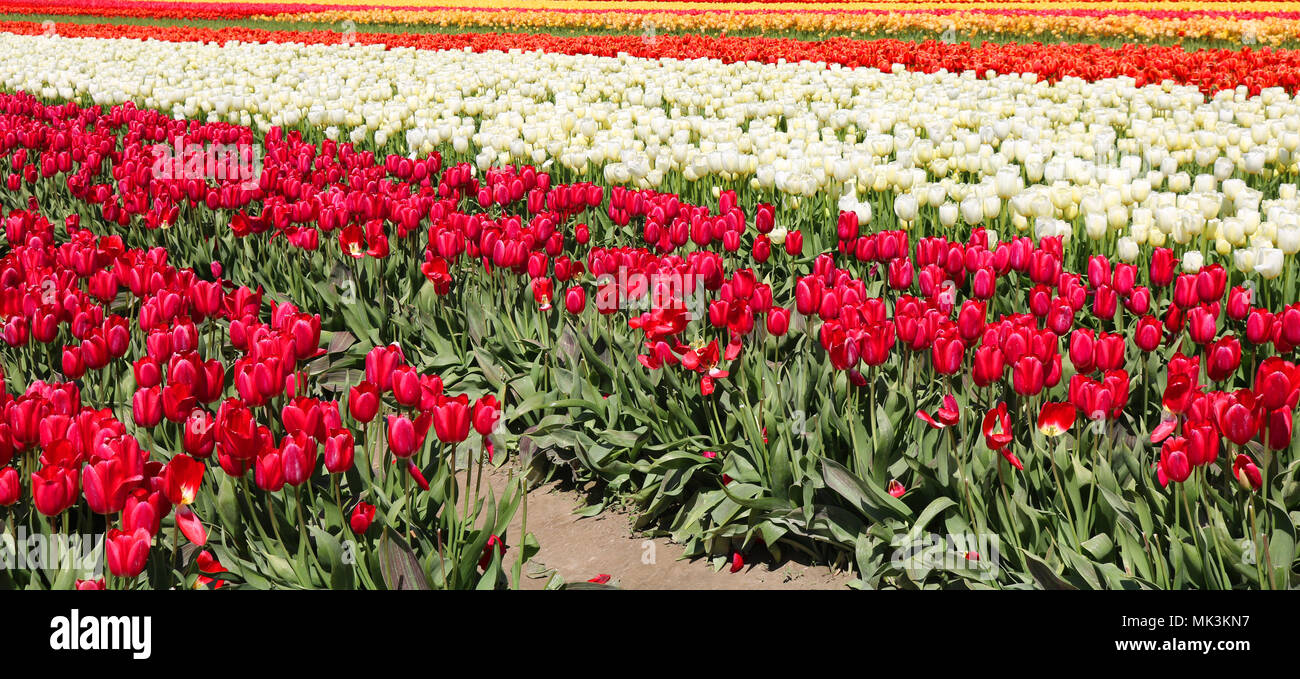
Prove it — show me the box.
[476,467,855,590]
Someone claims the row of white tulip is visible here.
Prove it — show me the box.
[3,32,1300,275]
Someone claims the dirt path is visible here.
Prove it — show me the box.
[477,467,854,590]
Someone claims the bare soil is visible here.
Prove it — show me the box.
[477,467,854,590]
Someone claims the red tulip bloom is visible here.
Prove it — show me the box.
[32,465,79,516]
[1133,315,1163,352]
[886,479,906,498]
[432,395,471,444]
[565,285,586,314]
[1233,454,1263,492]
[365,344,405,392]
[280,431,318,486]
[350,501,376,533]
[105,527,152,578]
[1185,421,1220,466]
[766,307,791,336]
[1265,407,1293,451]
[1037,402,1076,437]
[387,412,432,458]
[1158,436,1192,486]
[472,395,501,437]
[1012,355,1046,396]
[348,381,380,423]
[324,428,356,474]
[132,386,163,428]
[785,230,803,256]
[1186,304,1218,344]
[0,466,20,505]
[1149,247,1176,287]
[1205,336,1242,382]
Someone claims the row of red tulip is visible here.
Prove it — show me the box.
[3,19,1300,96]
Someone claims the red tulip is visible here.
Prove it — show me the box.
[432,395,471,444]
[348,381,380,423]
[350,501,376,533]
[387,412,431,458]
[0,466,20,506]
[886,479,905,498]
[324,428,355,474]
[1037,402,1076,437]
[1012,355,1045,396]
[1233,454,1263,492]
[365,344,405,392]
[1133,315,1163,352]
[565,285,586,314]
[1205,336,1242,382]
[766,307,791,336]
[105,527,152,578]
[1158,437,1192,486]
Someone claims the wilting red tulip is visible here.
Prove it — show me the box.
[886,479,905,498]
[916,394,960,429]
[479,534,507,570]
[981,403,1014,452]
[406,460,430,491]
[164,454,204,506]
[1233,454,1263,492]
[105,527,152,578]
[1037,402,1076,437]
[348,381,380,423]
[174,505,207,546]
[350,501,376,533]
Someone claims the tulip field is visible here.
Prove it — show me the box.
[0,2,1298,591]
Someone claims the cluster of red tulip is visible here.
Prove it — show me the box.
[3,83,1299,588]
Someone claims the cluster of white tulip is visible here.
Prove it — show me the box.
[3,32,1300,273]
